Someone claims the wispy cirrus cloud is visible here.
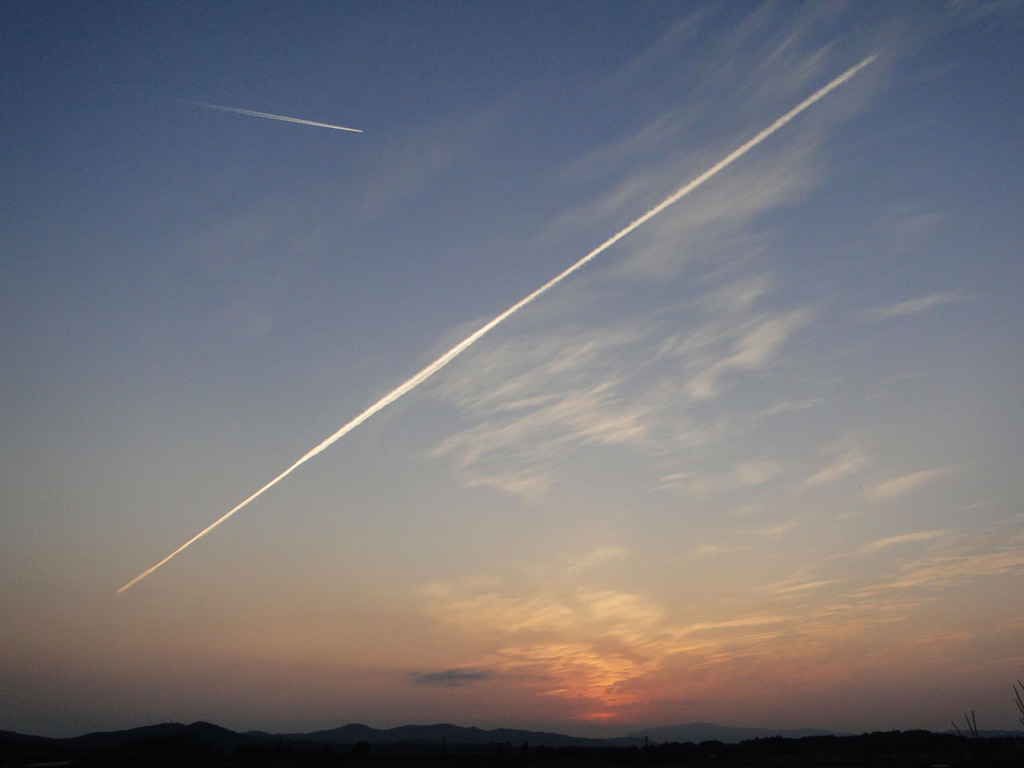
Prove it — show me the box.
[836,525,1024,612]
[768,579,840,598]
[855,529,948,554]
[801,450,871,488]
[416,8,880,505]
[567,546,631,573]
[801,436,874,490]
[861,290,967,320]
[431,282,814,499]
[866,466,956,501]
[429,328,655,499]
[761,517,1024,613]
[712,519,1024,687]
[684,309,812,401]
[884,548,1024,591]
[539,3,883,288]
[659,460,783,500]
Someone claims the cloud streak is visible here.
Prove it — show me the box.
[119,55,877,593]
[855,530,948,554]
[434,280,814,500]
[413,668,494,687]
[862,290,966,320]
[183,101,363,132]
[867,466,954,501]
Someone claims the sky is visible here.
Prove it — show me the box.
[2,0,1022,740]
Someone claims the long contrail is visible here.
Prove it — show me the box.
[183,100,363,132]
[119,55,876,593]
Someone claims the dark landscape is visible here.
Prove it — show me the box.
[3,721,1022,768]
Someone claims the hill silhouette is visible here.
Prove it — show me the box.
[300,722,639,748]
[2,720,1022,766]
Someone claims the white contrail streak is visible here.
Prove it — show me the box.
[119,55,876,593]
[183,101,363,132]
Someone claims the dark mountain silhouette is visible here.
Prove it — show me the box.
[0,721,275,762]
[3,720,1023,766]
[302,722,639,748]
[66,720,241,749]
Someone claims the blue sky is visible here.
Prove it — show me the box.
[2,0,1022,738]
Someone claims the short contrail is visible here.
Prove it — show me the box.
[183,101,363,132]
[119,55,876,593]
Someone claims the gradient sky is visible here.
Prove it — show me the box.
[2,0,1022,739]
